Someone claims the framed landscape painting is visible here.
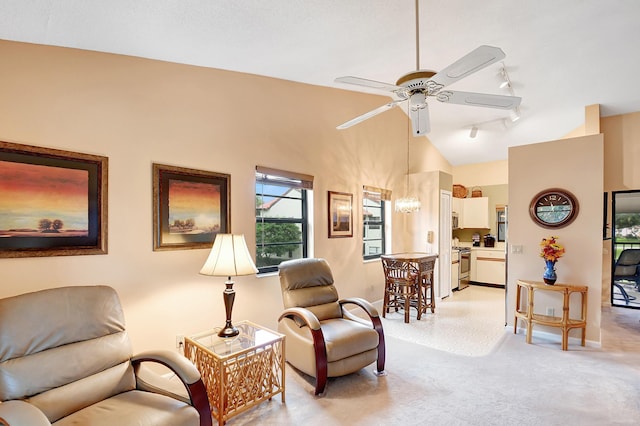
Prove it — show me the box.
[0,141,108,258]
[153,163,230,251]
[328,191,353,238]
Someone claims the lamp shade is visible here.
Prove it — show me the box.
[199,234,258,277]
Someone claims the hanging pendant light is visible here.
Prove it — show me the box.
[395,115,421,213]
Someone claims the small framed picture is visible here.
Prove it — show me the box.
[328,191,353,238]
[0,140,108,258]
[153,163,230,251]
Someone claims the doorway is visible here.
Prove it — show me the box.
[611,190,640,309]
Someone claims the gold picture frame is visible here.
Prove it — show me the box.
[0,140,108,258]
[328,191,353,238]
[153,163,230,251]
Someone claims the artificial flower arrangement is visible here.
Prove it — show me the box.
[540,236,565,262]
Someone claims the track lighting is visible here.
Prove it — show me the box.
[498,66,512,90]
[509,107,521,122]
[469,126,478,138]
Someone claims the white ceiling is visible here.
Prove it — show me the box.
[1,0,639,166]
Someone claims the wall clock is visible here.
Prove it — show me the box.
[529,188,579,229]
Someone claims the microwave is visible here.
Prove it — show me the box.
[452,212,459,229]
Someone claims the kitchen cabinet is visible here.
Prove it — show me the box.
[472,249,506,286]
[452,197,489,229]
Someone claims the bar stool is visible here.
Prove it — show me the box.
[381,257,420,323]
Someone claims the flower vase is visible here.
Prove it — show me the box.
[543,260,557,285]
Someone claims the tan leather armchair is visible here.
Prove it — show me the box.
[277,258,385,395]
[0,286,211,426]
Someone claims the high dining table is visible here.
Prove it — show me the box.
[381,252,438,323]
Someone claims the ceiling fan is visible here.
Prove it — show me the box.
[335,1,521,136]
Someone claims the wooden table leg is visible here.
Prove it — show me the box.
[526,287,533,344]
[514,283,521,334]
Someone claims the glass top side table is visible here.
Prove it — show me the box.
[184,321,285,425]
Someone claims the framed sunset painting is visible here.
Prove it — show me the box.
[153,163,230,251]
[0,141,108,258]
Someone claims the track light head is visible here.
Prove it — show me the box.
[469,126,478,138]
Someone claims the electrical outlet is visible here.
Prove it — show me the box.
[176,334,185,349]
[546,307,555,317]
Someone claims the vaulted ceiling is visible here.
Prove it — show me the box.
[1,0,638,165]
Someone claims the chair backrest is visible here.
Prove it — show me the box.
[0,286,135,423]
[381,257,419,286]
[614,249,640,277]
[278,258,342,321]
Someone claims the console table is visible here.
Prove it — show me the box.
[514,279,588,351]
[184,321,285,425]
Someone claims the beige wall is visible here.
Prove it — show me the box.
[3,39,640,352]
[0,40,452,352]
[508,134,604,343]
[452,160,508,187]
[602,111,640,191]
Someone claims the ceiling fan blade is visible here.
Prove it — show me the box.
[409,95,430,135]
[429,45,506,89]
[436,90,521,110]
[336,100,405,130]
[335,76,401,92]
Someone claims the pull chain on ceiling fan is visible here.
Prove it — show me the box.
[335,0,522,136]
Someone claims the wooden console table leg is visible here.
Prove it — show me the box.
[514,284,521,334]
[581,290,588,347]
[526,287,534,344]
[561,290,570,351]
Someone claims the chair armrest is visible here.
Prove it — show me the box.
[278,307,321,330]
[339,297,386,375]
[278,307,328,395]
[339,297,380,320]
[131,350,212,426]
[132,350,201,385]
[0,400,52,426]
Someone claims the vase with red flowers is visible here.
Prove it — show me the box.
[540,236,565,285]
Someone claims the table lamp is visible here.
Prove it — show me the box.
[199,234,258,338]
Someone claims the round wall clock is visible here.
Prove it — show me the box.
[529,188,579,229]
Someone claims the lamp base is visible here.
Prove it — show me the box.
[218,322,239,338]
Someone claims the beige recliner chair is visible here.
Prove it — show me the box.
[277,258,385,395]
[0,285,211,426]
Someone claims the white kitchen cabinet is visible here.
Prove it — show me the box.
[462,197,489,229]
[473,249,506,286]
[452,197,464,216]
[452,197,489,229]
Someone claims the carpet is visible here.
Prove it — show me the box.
[224,287,640,425]
[232,333,640,425]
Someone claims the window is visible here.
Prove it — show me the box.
[255,166,313,274]
[363,186,390,260]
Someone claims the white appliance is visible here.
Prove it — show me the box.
[452,246,471,290]
[451,249,460,291]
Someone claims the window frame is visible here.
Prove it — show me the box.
[363,187,387,260]
[255,167,312,274]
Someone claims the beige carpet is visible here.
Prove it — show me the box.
[227,285,640,425]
